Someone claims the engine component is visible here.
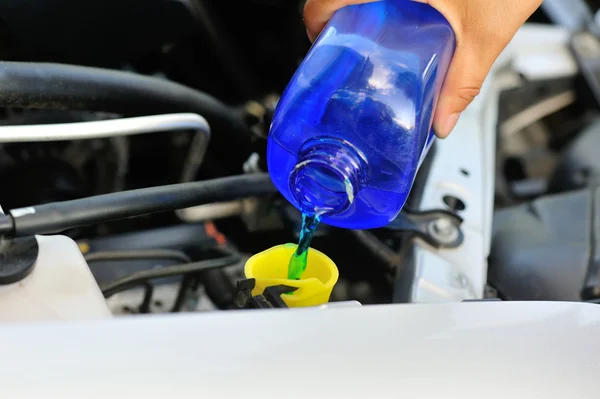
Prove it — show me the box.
[87,249,193,314]
[0,174,272,311]
[0,113,211,194]
[385,208,463,249]
[0,139,124,208]
[82,223,220,285]
[348,207,464,281]
[0,174,276,237]
[177,197,284,231]
[488,189,594,301]
[0,110,130,209]
[82,223,239,312]
[0,235,111,321]
[549,118,600,192]
[100,249,241,299]
[570,31,600,107]
[0,62,247,140]
[0,61,253,173]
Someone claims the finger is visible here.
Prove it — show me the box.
[424,0,542,138]
[432,43,495,138]
[303,0,378,42]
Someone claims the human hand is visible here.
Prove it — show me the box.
[303,0,543,138]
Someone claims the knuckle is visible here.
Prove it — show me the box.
[455,85,481,103]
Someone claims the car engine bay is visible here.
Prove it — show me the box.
[1,1,600,397]
[0,0,598,318]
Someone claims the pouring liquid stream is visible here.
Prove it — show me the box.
[287,213,321,280]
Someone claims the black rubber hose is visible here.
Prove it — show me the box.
[1,174,276,237]
[85,249,191,265]
[0,61,251,144]
[101,255,241,298]
[199,268,236,310]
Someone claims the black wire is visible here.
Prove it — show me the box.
[138,282,154,314]
[85,249,191,264]
[171,274,195,312]
[107,282,154,314]
[86,249,220,313]
[0,61,251,148]
[351,230,401,273]
[0,173,276,237]
[87,248,239,312]
[101,254,241,298]
[86,250,193,313]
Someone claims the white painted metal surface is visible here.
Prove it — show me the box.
[0,301,598,398]
[0,235,111,321]
[413,24,579,302]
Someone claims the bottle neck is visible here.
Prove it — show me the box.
[290,138,367,216]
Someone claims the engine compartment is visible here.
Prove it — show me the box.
[0,1,598,318]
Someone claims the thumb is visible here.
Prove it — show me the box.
[433,44,491,138]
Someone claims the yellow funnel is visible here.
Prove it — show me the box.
[244,244,339,308]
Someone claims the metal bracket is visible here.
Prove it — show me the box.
[385,208,464,249]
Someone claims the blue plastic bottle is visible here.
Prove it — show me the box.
[267,0,456,229]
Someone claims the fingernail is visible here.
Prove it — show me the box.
[439,112,460,138]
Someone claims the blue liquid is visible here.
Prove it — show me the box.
[267,0,455,229]
[288,213,321,280]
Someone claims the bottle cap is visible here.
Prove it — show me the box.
[244,244,339,308]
